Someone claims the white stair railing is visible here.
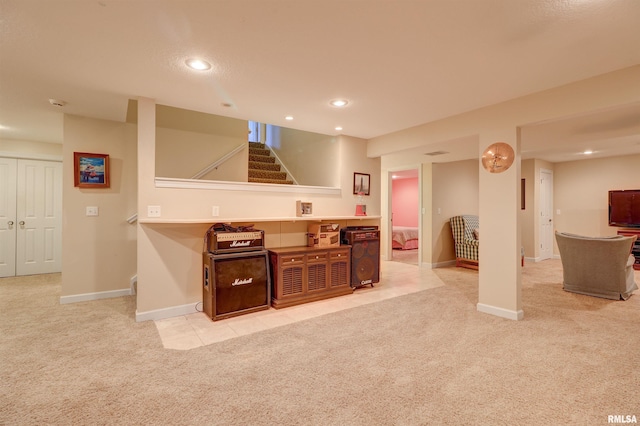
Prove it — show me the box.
[266,145,299,185]
[190,144,247,180]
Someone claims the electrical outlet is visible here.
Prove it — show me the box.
[86,206,99,216]
[147,205,161,218]
[212,206,220,217]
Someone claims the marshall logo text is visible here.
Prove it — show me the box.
[230,240,252,248]
[232,278,253,286]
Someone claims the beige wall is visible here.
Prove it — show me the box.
[151,104,249,181]
[61,115,138,297]
[553,154,640,244]
[431,159,480,265]
[155,126,248,181]
[0,139,63,157]
[271,127,339,187]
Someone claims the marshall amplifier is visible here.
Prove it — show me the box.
[203,250,271,321]
[340,227,380,288]
[205,223,264,254]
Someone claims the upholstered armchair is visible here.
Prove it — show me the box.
[555,231,638,300]
[450,215,479,270]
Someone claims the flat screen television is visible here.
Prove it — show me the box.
[608,189,640,228]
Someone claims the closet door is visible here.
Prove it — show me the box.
[0,158,17,277]
[15,159,62,276]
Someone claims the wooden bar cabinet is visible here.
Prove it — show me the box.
[268,245,352,309]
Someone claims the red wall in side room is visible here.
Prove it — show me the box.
[392,177,418,227]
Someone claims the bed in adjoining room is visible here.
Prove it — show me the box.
[392,226,419,250]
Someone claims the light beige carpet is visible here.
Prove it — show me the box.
[1,261,639,425]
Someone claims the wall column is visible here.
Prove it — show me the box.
[477,129,523,320]
[136,97,157,318]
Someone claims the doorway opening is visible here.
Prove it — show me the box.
[390,169,419,265]
[539,168,554,261]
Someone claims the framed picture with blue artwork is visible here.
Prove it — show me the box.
[74,152,110,188]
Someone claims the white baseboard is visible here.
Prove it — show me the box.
[477,303,524,320]
[524,255,561,263]
[60,288,132,304]
[135,303,200,322]
[430,260,457,269]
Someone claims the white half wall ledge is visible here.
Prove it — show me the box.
[477,303,524,321]
[59,288,133,304]
[155,177,341,195]
[135,303,200,322]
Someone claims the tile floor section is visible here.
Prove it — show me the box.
[155,259,444,350]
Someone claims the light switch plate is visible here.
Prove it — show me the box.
[86,206,99,216]
[212,206,220,217]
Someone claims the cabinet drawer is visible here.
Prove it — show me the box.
[330,250,350,261]
[281,254,305,265]
[306,252,328,263]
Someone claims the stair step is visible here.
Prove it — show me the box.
[247,142,292,185]
[249,161,281,172]
[249,169,288,181]
[248,177,294,185]
[249,154,276,164]
[249,147,271,156]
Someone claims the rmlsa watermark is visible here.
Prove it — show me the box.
[608,415,637,424]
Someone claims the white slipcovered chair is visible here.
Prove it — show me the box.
[555,231,637,300]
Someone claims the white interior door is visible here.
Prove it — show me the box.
[539,169,553,260]
[0,158,18,277]
[15,159,62,276]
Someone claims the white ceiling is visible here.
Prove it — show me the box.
[1,0,639,162]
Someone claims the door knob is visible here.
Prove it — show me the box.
[19,220,25,227]
[8,221,14,229]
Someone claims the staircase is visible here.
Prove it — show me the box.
[248,142,293,184]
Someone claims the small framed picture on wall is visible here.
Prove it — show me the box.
[74,152,110,188]
[353,172,370,195]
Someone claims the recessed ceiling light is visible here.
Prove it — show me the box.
[335,126,343,131]
[330,99,348,107]
[185,58,211,71]
[583,150,594,155]
[285,116,293,120]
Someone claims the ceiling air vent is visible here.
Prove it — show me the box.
[424,150,449,156]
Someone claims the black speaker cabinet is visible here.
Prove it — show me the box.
[341,229,380,288]
[203,250,270,321]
